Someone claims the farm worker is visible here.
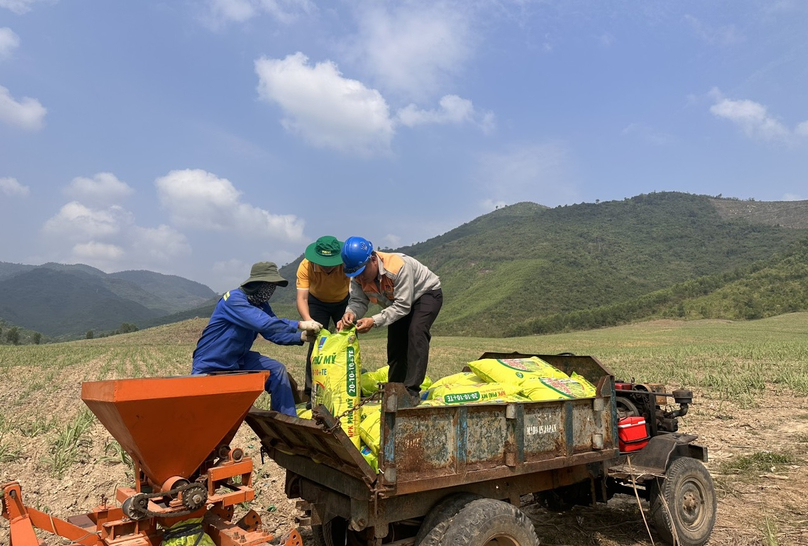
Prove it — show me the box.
[192,262,322,417]
[336,236,442,402]
[296,235,351,401]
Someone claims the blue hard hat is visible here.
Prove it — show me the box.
[341,236,374,277]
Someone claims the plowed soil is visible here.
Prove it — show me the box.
[1,366,806,545]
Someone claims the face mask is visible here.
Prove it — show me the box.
[247,283,276,305]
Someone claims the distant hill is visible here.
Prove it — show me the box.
[4,192,808,340]
[0,263,216,338]
[276,192,808,336]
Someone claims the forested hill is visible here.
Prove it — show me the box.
[0,264,216,339]
[4,192,808,341]
[279,192,808,336]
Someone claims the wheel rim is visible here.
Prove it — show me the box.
[676,476,707,529]
[485,535,521,546]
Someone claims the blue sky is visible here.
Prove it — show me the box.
[1,1,807,292]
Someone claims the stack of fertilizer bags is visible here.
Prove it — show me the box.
[297,330,596,473]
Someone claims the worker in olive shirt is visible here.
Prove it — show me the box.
[192,262,322,417]
[336,237,442,402]
[296,236,350,401]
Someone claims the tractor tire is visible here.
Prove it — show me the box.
[441,498,540,546]
[649,457,716,546]
[415,493,481,546]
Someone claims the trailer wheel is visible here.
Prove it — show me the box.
[415,493,481,546]
[442,499,540,546]
[649,457,716,546]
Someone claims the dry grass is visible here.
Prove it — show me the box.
[1,313,808,544]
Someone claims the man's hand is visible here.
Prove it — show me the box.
[336,311,356,331]
[300,330,317,343]
[298,320,323,332]
[355,317,374,333]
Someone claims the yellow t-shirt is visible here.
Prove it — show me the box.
[296,259,350,303]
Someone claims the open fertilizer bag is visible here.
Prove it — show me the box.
[311,327,361,448]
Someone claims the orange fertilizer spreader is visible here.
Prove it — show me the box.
[2,372,302,546]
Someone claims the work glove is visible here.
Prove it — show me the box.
[298,320,323,332]
[300,330,317,343]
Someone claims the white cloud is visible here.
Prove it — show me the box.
[0,27,20,59]
[397,95,495,132]
[201,0,313,27]
[709,88,802,143]
[69,225,192,272]
[345,1,474,101]
[41,200,192,273]
[155,168,305,241]
[783,193,803,201]
[255,52,394,156]
[65,172,134,206]
[42,202,130,241]
[130,225,192,264]
[476,143,579,208]
[684,15,744,46]
[72,241,124,262]
[0,85,46,131]
[0,176,29,197]
[0,0,48,15]
[796,120,808,137]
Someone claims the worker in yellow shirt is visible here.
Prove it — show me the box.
[296,236,351,401]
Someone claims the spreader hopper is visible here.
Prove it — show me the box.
[81,372,268,488]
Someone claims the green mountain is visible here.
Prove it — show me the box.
[4,192,808,340]
[277,192,808,336]
[0,268,160,337]
[0,263,217,338]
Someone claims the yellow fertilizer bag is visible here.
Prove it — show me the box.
[311,327,361,448]
[468,357,568,386]
[429,371,480,390]
[360,365,433,396]
[295,403,312,420]
[429,382,522,405]
[360,443,379,473]
[359,403,382,455]
[571,372,597,397]
[520,376,596,401]
[360,367,388,396]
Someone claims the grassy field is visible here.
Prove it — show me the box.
[1,313,807,544]
[1,313,807,449]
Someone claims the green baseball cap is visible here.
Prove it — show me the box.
[241,261,288,287]
[304,236,344,267]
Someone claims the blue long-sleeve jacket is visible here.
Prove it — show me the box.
[192,288,302,373]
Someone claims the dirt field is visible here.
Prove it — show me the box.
[2,365,807,545]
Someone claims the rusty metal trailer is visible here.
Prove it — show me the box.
[246,352,716,546]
